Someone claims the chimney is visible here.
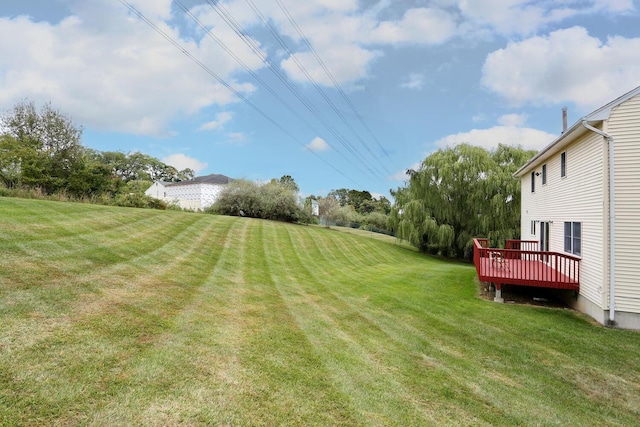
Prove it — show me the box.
[562,107,568,133]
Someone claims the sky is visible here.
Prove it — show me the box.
[1,0,639,199]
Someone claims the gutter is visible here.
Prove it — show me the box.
[582,121,616,326]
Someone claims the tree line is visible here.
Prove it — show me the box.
[304,189,392,233]
[0,101,193,207]
[1,101,535,249]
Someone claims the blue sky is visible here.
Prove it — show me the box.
[1,0,639,198]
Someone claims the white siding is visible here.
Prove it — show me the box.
[200,184,224,209]
[145,181,168,199]
[521,132,606,309]
[166,183,202,210]
[607,94,640,314]
[146,181,226,210]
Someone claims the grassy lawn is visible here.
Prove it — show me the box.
[1,197,639,426]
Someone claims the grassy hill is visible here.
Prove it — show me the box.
[1,197,639,426]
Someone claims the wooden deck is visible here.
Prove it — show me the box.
[474,239,580,291]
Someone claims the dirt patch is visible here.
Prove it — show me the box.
[478,281,570,308]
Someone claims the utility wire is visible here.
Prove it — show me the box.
[202,0,385,182]
[275,0,394,163]
[118,0,359,186]
[242,0,389,178]
[245,0,391,176]
[183,0,376,181]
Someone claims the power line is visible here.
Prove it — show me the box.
[176,0,377,181]
[242,0,390,178]
[275,0,394,163]
[245,0,391,176]
[202,0,386,182]
[118,0,359,186]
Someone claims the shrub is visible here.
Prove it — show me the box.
[113,193,167,209]
[208,179,304,223]
[361,211,391,234]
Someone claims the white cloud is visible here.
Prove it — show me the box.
[370,7,458,45]
[0,0,262,137]
[435,126,558,151]
[226,132,246,145]
[306,136,330,152]
[455,0,636,37]
[162,153,208,173]
[401,73,425,90]
[472,114,488,123]
[280,46,381,87]
[370,192,388,201]
[458,0,578,36]
[390,161,420,182]
[118,0,173,21]
[198,112,233,131]
[258,3,457,87]
[498,113,528,127]
[592,0,636,13]
[482,27,640,109]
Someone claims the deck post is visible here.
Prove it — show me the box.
[494,283,504,303]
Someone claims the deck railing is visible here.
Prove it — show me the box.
[505,239,539,251]
[473,238,580,289]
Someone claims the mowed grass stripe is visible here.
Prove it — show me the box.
[1,208,236,425]
[287,226,385,287]
[2,199,640,426]
[274,225,637,426]
[265,223,442,425]
[272,224,501,425]
[220,220,359,426]
[83,216,251,425]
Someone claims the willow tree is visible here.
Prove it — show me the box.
[390,144,536,259]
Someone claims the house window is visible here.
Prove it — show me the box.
[564,221,581,256]
[542,164,547,185]
[531,220,536,235]
[531,171,535,193]
[561,152,566,177]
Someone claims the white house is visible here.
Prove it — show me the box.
[514,85,640,329]
[145,173,233,211]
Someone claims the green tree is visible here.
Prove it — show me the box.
[100,151,192,183]
[66,148,114,197]
[390,144,535,258]
[279,175,299,193]
[0,135,22,188]
[1,101,86,194]
[327,188,349,206]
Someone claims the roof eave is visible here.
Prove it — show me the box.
[513,85,640,178]
[513,119,588,178]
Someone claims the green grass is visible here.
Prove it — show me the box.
[1,197,639,426]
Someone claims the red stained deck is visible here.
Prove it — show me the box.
[473,238,580,291]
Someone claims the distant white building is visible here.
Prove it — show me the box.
[145,173,233,211]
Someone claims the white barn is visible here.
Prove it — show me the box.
[145,173,233,211]
[514,85,640,329]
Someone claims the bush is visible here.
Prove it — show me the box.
[361,211,390,232]
[208,179,304,223]
[113,193,167,209]
[320,200,360,227]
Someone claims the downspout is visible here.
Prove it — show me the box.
[582,120,616,325]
